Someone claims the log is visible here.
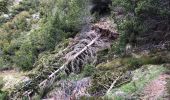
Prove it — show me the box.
[39,35,100,86]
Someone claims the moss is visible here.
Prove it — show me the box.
[96,58,122,71]
[96,54,163,71]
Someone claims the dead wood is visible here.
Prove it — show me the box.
[10,20,118,99]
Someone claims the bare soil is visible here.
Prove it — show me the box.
[141,74,170,100]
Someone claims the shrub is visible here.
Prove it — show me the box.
[12,0,40,14]
[30,0,91,51]
[13,41,36,70]
[0,77,7,100]
[56,0,90,32]
[83,64,96,77]
[40,0,91,35]
[112,0,170,52]
[0,0,8,14]
[12,11,31,31]
[0,77,3,89]
[0,0,91,71]
[0,91,7,100]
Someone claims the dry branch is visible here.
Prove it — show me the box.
[10,19,119,99]
[106,76,120,94]
[39,35,100,87]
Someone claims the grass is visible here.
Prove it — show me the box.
[0,77,7,100]
[107,65,166,99]
[0,91,7,100]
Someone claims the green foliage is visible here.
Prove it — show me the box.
[51,0,90,34]
[90,52,169,95]
[12,0,40,14]
[0,91,7,100]
[125,58,142,70]
[83,65,96,77]
[0,77,3,89]
[0,77,7,100]
[0,0,8,14]
[13,40,36,70]
[12,11,31,31]
[112,0,170,52]
[0,10,32,70]
[0,15,8,25]
[113,65,166,94]
[0,11,31,42]
[0,57,11,70]
[30,26,56,51]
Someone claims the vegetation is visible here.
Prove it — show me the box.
[0,0,90,70]
[0,0,170,99]
[104,65,166,99]
[111,0,170,52]
[0,77,7,100]
[0,0,9,14]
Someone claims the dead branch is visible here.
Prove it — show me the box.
[106,76,120,94]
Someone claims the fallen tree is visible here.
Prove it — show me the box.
[9,19,119,99]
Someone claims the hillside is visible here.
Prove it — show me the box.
[0,0,170,100]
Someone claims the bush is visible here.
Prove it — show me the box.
[83,65,96,77]
[30,0,91,51]
[29,23,58,51]
[13,41,36,70]
[0,77,7,100]
[112,0,170,51]
[0,0,91,71]
[12,0,40,14]
[40,0,91,35]
[0,91,7,100]
[11,11,31,31]
[0,0,8,14]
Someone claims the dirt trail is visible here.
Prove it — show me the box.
[141,74,170,100]
[0,70,29,91]
[0,70,18,77]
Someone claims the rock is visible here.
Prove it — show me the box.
[114,90,127,97]
[32,13,40,20]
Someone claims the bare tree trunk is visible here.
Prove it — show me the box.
[39,35,100,87]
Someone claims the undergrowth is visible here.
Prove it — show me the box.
[105,65,166,99]
[89,50,170,96]
[0,77,7,100]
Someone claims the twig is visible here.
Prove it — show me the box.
[39,35,100,87]
[106,76,120,94]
